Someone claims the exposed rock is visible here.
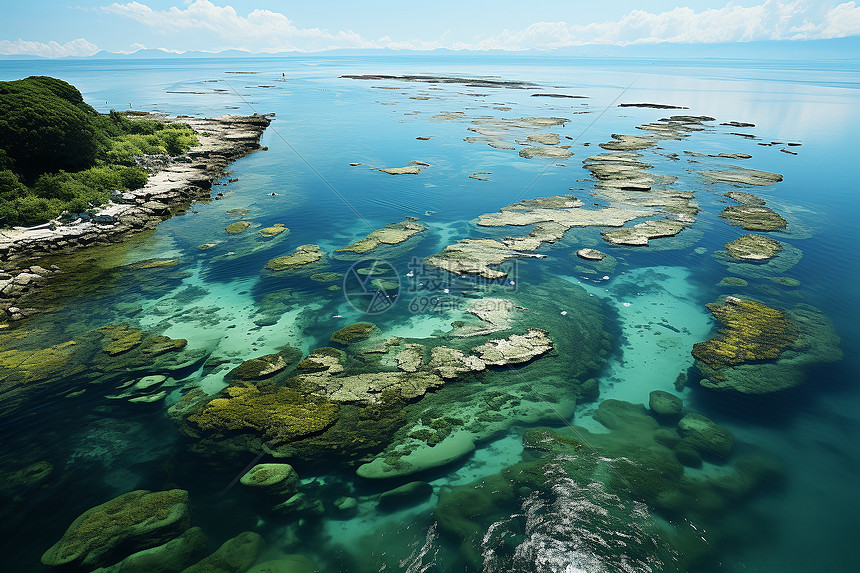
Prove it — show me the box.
[41,489,191,568]
[229,349,301,381]
[472,328,553,366]
[337,220,426,253]
[525,133,560,145]
[264,244,323,271]
[603,220,686,246]
[182,531,264,573]
[330,322,378,344]
[725,191,766,205]
[599,134,655,151]
[685,151,752,159]
[701,166,783,186]
[225,221,251,234]
[677,413,734,459]
[618,102,689,109]
[395,343,425,372]
[259,223,287,237]
[719,205,787,231]
[725,234,783,260]
[378,166,422,175]
[240,463,299,496]
[576,248,606,261]
[428,346,486,379]
[518,146,572,159]
[425,195,647,278]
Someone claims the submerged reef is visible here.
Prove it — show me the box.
[725,234,783,260]
[693,297,842,393]
[0,322,203,417]
[264,244,324,272]
[434,398,780,571]
[41,489,191,568]
[336,219,426,254]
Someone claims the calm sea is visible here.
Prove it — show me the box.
[0,55,858,572]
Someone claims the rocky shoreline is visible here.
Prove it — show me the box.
[0,112,271,320]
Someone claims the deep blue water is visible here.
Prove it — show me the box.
[1,55,858,572]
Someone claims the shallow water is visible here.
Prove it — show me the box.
[1,55,858,572]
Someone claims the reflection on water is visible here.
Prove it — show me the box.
[0,56,858,572]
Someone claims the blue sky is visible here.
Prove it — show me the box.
[1,1,859,56]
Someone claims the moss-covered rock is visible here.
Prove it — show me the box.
[92,526,209,573]
[259,223,287,237]
[330,322,378,345]
[692,297,797,370]
[239,463,299,497]
[225,221,251,234]
[264,244,323,271]
[719,205,787,231]
[337,220,426,254]
[696,302,841,394]
[228,348,302,381]
[41,489,191,568]
[677,413,734,459]
[185,383,340,446]
[648,390,683,419]
[725,234,782,260]
[98,324,144,355]
[181,531,264,573]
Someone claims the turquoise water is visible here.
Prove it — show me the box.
[1,55,858,572]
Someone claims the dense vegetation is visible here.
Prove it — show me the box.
[0,76,197,227]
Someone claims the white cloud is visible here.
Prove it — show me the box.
[101,0,378,52]
[0,38,99,57]
[796,1,860,39]
[96,1,860,53]
[463,1,860,50]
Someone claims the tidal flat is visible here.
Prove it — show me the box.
[0,56,858,573]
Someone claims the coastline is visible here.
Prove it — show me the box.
[0,112,271,320]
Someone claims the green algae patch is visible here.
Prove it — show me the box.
[264,244,323,271]
[0,340,77,385]
[186,383,340,444]
[130,258,181,269]
[330,322,378,345]
[310,272,343,282]
[41,489,190,568]
[696,302,842,394]
[228,348,302,381]
[98,324,144,355]
[337,220,427,254]
[225,221,251,234]
[259,223,288,237]
[692,297,797,370]
[717,276,748,288]
[719,204,787,231]
[725,234,782,261]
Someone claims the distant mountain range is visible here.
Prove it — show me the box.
[2,37,859,60]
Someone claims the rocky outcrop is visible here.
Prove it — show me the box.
[725,234,783,260]
[0,114,271,264]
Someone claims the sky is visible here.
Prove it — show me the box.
[1,0,859,57]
